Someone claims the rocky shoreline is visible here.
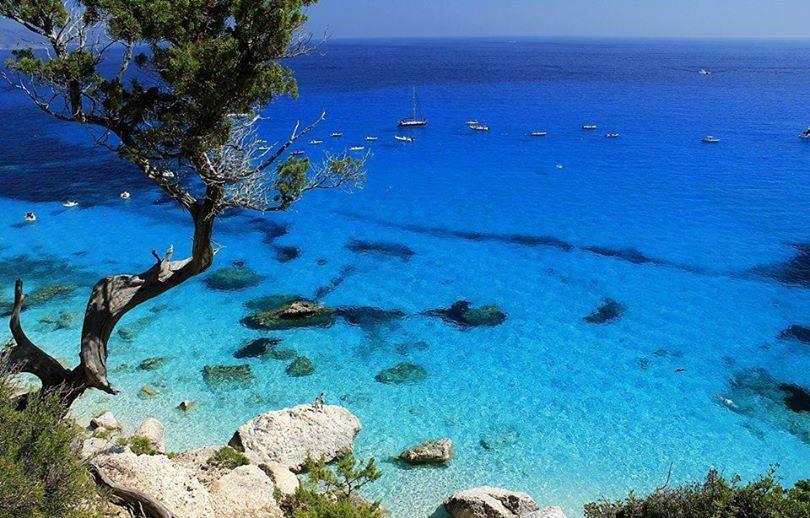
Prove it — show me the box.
[82,404,565,517]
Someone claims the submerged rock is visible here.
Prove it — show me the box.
[229,404,361,471]
[375,362,427,385]
[749,243,810,288]
[399,439,453,465]
[26,283,79,306]
[39,311,79,330]
[286,356,315,377]
[202,365,254,385]
[779,325,810,345]
[444,486,540,518]
[395,340,429,356]
[204,263,263,291]
[346,239,415,261]
[138,356,171,371]
[241,297,335,331]
[138,385,160,399]
[266,345,297,360]
[779,384,810,413]
[583,298,626,324]
[233,338,282,359]
[178,400,197,412]
[118,314,159,341]
[335,305,406,329]
[274,246,301,263]
[426,301,507,328]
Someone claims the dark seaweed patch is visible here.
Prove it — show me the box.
[335,306,406,329]
[779,325,810,345]
[314,265,357,299]
[274,246,301,263]
[346,239,415,261]
[779,383,810,413]
[749,244,810,288]
[248,217,289,243]
[583,298,626,324]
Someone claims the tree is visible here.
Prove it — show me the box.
[0,0,365,406]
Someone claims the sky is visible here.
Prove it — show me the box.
[306,0,810,39]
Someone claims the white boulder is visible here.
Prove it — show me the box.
[209,465,283,518]
[444,486,540,518]
[133,417,165,453]
[90,411,121,431]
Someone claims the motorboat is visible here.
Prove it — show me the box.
[469,124,490,131]
[398,87,427,127]
[348,146,366,152]
[309,139,323,145]
[800,127,810,140]
[530,131,548,137]
[162,171,175,179]
[120,191,131,200]
[63,200,78,207]
[605,133,620,139]
[702,136,721,143]
[582,124,597,130]
[698,68,711,76]
[466,120,479,126]
[24,212,36,222]
[394,135,414,143]
[364,136,378,141]
[291,150,305,156]
[330,132,343,138]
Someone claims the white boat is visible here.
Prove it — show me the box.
[120,191,131,200]
[605,133,620,139]
[309,139,323,145]
[162,171,175,179]
[24,212,36,222]
[466,120,479,126]
[582,124,597,130]
[330,132,343,138]
[291,150,305,156]
[63,200,78,207]
[469,124,489,132]
[702,136,721,143]
[530,131,548,137]
[698,68,711,76]
[394,135,414,143]
[364,136,378,141]
[800,127,810,140]
[398,87,427,127]
[348,146,366,152]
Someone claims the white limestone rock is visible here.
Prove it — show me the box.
[133,417,165,453]
[209,465,283,518]
[444,486,540,518]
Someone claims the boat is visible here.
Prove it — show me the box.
[63,200,78,207]
[394,136,414,143]
[398,87,427,127]
[605,133,620,139]
[309,140,323,145]
[330,132,343,138]
[702,136,721,143]
[582,124,597,130]
[24,212,36,222]
[291,150,305,156]
[365,136,378,141]
[120,191,131,200]
[466,120,479,126]
[162,171,175,179]
[469,124,489,132]
[348,146,366,152]
[800,127,810,140]
[530,131,548,137]
[698,68,711,76]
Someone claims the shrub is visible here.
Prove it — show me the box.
[0,372,101,517]
[285,453,384,518]
[116,436,160,456]
[208,446,250,470]
[585,467,810,517]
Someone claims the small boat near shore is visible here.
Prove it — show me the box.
[530,131,548,137]
[702,135,721,143]
[582,124,597,130]
[469,124,489,132]
[394,135,414,143]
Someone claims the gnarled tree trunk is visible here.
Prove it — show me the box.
[4,189,221,407]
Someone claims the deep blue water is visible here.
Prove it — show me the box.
[1,39,809,516]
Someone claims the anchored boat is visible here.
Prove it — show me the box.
[702,136,721,143]
[398,88,427,127]
[394,135,414,143]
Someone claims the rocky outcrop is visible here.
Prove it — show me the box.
[91,411,121,431]
[583,298,625,324]
[259,462,300,496]
[779,324,810,344]
[444,487,540,518]
[209,465,283,518]
[426,301,507,328]
[203,263,264,291]
[286,356,315,377]
[375,362,427,385]
[229,404,361,471]
[241,296,336,331]
[134,418,166,453]
[399,439,453,465]
[202,364,254,385]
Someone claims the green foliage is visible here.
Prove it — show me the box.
[207,446,249,471]
[116,435,159,456]
[286,453,383,518]
[585,467,810,518]
[0,373,101,517]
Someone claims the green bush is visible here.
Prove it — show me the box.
[208,446,250,470]
[585,467,810,518]
[0,373,101,517]
[285,453,384,518]
[116,436,160,456]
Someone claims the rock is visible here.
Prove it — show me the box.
[134,418,166,453]
[91,411,121,431]
[117,314,159,342]
[335,306,406,329]
[171,446,223,486]
[202,364,254,385]
[266,345,297,360]
[375,362,427,385]
[779,324,810,344]
[583,298,626,324]
[138,356,171,371]
[178,400,197,412]
[203,263,264,291]
[346,239,415,261]
[444,487,540,518]
[210,465,283,518]
[286,356,315,377]
[39,311,78,330]
[241,297,335,331]
[234,338,282,359]
[399,439,453,465]
[274,245,301,263]
[258,462,300,496]
[779,383,810,413]
[229,404,361,471]
[94,449,216,518]
[138,384,160,399]
[81,436,118,459]
[25,283,78,306]
[537,507,567,518]
[427,301,507,328]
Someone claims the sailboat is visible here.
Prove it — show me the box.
[398,88,427,127]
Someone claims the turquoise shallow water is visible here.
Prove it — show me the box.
[1,39,809,516]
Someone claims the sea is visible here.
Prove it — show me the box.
[1,38,809,517]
